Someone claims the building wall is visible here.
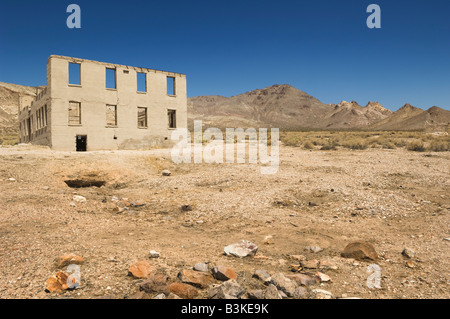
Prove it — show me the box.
[21,55,187,151]
[18,88,51,146]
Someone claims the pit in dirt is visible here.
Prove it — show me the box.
[64,180,106,188]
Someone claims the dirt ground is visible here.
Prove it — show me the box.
[0,144,448,299]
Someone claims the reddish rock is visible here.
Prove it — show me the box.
[45,272,69,293]
[167,283,199,299]
[54,254,84,268]
[178,269,215,289]
[212,266,238,281]
[128,260,155,279]
[341,242,378,261]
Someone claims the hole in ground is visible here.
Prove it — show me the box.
[65,180,106,188]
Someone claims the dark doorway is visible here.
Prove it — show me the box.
[76,135,87,152]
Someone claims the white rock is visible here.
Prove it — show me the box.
[73,195,87,203]
[149,250,160,258]
[224,240,258,258]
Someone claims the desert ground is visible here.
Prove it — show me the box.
[0,140,448,299]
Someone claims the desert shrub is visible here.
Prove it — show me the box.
[303,141,314,149]
[320,139,339,150]
[427,140,449,152]
[342,139,369,150]
[381,142,396,149]
[407,140,426,152]
[393,139,407,147]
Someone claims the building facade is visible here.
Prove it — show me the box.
[18,55,187,151]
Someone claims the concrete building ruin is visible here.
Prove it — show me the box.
[18,55,187,151]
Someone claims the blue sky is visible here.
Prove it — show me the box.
[0,0,449,110]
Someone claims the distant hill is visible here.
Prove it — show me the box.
[188,84,397,130]
[0,82,39,138]
[370,104,450,131]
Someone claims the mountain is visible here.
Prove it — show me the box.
[370,104,450,131]
[321,101,393,129]
[188,84,393,130]
[188,84,332,130]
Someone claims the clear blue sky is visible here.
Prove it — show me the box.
[0,0,449,110]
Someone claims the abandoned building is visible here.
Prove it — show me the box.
[18,55,187,151]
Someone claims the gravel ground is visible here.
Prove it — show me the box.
[0,144,448,299]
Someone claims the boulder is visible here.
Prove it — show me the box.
[167,283,199,299]
[128,260,155,279]
[268,273,297,297]
[212,266,237,281]
[341,242,378,261]
[178,269,215,289]
[209,280,246,299]
[264,284,282,299]
[54,254,84,268]
[224,240,258,258]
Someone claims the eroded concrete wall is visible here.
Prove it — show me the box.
[21,55,187,151]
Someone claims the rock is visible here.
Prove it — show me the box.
[128,260,155,279]
[139,274,169,294]
[209,280,246,299]
[252,269,271,283]
[8,178,16,182]
[130,291,152,299]
[162,170,171,176]
[301,259,320,269]
[268,273,297,297]
[248,289,264,299]
[312,289,334,299]
[290,255,306,262]
[212,266,237,281]
[73,195,87,203]
[167,293,182,299]
[305,246,323,253]
[224,240,258,258]
[54,254,84,268]
[315,272,332,282]
[406,261,415,268]
[131,201,146,207]
[402,248,415,259]
[181,205,193,212]
[263,235,274,245]
[149,250,160,259]
[319,260,339,271]
[341,242,378,261]
[167,283,199,299]
[45,272,69,293]
[264,284,282,299]
[286,274,318,286]
[293,286,308,299]
[193,263,209,273]
[178,269,215,289]
[153,293,166,299]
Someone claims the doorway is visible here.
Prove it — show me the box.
[76,135,87,152]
